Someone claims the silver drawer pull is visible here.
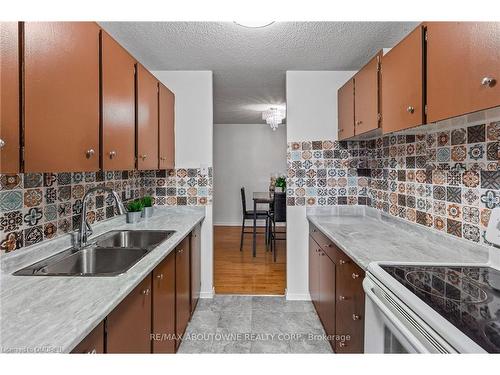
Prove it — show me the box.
[109,151,117,159]
[339,296,346,301]
[156,274,164,280]
[352,273,360,279]
[86,149,95,159]
[142,288,150,295]
[0,138,5,149]
[352,314,361,321]
[407,106,415,114]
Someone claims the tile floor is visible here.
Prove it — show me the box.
[178,295,333,354]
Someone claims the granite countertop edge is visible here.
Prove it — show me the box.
[306,207,490,271]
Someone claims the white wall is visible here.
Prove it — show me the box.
[285,71,355,300]
[153,70,214,298]
[213,124,287,225]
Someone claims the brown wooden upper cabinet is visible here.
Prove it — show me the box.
[158,83,175,170]
[106,276,152,353]
[337,79,355,140]
[101,31,136,171]
[381,25,425,134]
[354,52,381,135]
[152,251,176,353]
[136,64,159,170]
[427,22,500,123]
[0,22,20,173]
[24,22,100,172]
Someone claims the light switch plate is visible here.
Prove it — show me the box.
[486,207,500,247]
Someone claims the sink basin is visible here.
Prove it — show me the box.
[93,230,175,251]
[13,230,175,276]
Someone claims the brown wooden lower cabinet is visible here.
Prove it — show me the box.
[335,260,365,353]
[106,276,153,353]
[71,322,104,353]
[152,252,176,353]
[190,224,202,314]
[309,224,365,353]
[175,236,191,349]
[71,231,198,354]
[318,249,336,342]
[308,236,321,312]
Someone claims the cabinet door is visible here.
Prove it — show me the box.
[24,22,100,172]
[190,224,201,314]
[101,31,136,171]
[159,83,175,170]
[318,250,336,340]
[71,322,104,354]
[335,260,365,353]
[308,236,321,311]
[427,22,500,123]
[106,276,152,353]
[152,252,176,353]
[354,52,381,135]
[0,22,20,173]
[137,64,159,170]
[381,25,424,134]
[337,79,355,140]
[175,236,191,348]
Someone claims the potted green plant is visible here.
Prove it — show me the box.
[275,176,286,192]
[126,200,144,223]
[141,196,154,218]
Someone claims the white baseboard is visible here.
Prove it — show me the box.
[200,287,215,299]
[285,290,311,301]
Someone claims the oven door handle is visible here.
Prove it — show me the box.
[363,277,431,353]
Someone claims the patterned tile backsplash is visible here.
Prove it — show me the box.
[288,121,499,246]
[0,167,212,253]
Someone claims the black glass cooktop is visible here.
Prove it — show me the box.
[381,265,500,353]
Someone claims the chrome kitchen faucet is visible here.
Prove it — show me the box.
[78,186,127,249]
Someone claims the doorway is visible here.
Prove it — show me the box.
[212,123,287,295]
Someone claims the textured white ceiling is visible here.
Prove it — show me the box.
[99,22,419,124]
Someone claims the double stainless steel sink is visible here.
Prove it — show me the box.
[14,230,175,277]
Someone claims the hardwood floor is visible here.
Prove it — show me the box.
[214,225,286,295]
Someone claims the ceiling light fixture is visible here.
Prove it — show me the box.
[262,107,286,131]
[234,21,275,28]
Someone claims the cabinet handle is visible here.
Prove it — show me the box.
[140,154,147,161]
[160,156,166,161]
[156,273,164,280]
[352,314,361,321]
[339,295,346,301]
[406,106,415,114]
[86,149,95,159]
[352,273,360,279]
[0,138,5,149]
[481,77,496,87]
[109,151,117,159]
[356,120,362,125]
[87,348,97,354]
[339,259,348,265]
[326,243,332,248]
[339,342,346,348]
[177,248,184,254]
[142,288,150,295]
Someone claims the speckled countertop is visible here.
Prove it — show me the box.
[307,206,490,270]
[0,206,205,353]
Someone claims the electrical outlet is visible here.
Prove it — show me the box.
[486,207,500,247]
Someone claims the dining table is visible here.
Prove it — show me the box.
[252,191,274,257]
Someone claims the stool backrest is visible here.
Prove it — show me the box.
[240,187,247,214]
[273,192,286,222]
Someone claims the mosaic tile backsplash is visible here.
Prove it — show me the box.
[0,167,212,253]
[288,121,500,246]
